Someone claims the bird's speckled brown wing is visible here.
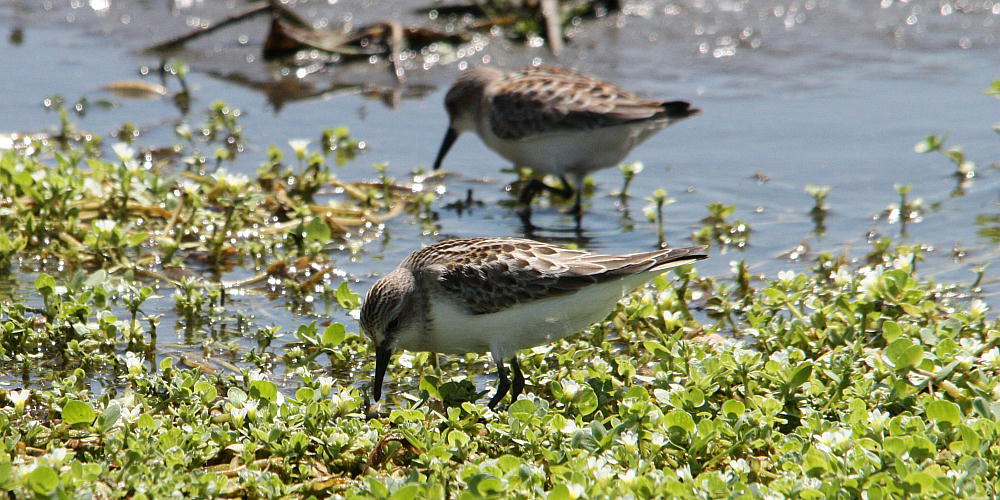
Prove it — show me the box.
[404,238,706,315]
[487,66,695,140]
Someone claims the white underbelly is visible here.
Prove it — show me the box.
[401,274,652,359]
[478,122,670,175]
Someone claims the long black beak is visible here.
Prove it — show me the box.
[372,344,392,402]
[432,127,459,170]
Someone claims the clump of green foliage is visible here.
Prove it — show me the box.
[1,82,998,499]
[692,202,751,249]
[0,241,996,497]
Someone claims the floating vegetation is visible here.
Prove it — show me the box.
[1,234,996,496]
[879,184,925,236]
[914,134,977,197]
[421,0,622,54]
[0,56,998,500]
[692,202,751,250]
[145,2,472,83]
[615,161,643,199]
[805,184,830,236]
[644,188,674,247]
[0,100,431,385]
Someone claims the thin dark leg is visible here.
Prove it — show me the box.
[566,173,585,230]
[552,175,575,199]
[518,177,576,231]
[510,356,524,403]
[487,356,510,409]
[518,178,574,207]
[572,189,584,230]
[517,179,543,229]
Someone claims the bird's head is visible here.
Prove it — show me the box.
[359,268,414,401]
[433,65,504,170]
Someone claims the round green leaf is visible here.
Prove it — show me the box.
[575,386,598,416]
[322,324,346,348]
[62,400,96,426]
[886,339,923,370]
[882,321,902,342]
[722,399,746,417]
[304,217,331,243]
[35,273,56,295]
[664,410,695,434]
[295,387,316,403]
[250,380,278,402]
[548,483,570,500]
[509,398,536,421]
[29,465,58,494]
[389,485,420,500]
[926,400,962,426]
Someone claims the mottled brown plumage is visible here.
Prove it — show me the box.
[488,66,696,140]
[361,237,709,408]
[432,65,699,226]
[400,237,705,315]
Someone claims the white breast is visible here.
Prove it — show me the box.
[396,273,655,360]
[475,118,672,176]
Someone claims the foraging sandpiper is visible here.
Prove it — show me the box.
[360,237,708,409]
[432,65,699,227]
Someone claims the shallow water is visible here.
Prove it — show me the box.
[1,0,997,386]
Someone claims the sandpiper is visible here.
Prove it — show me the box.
[360,237,708,409]
[432,65,699,226]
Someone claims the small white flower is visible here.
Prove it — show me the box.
[317,376,335,397]
[618,430,638,448]
[397,352,415,369]
[587,456,613,481]
[175,123,193,140]
[561,379,581,399]
[42,448,69,467]
[230,406,247,426]
[969,299,989,317]
[93,219,117,235]
[83,178,105,197]
[891,255,913,271]
[8,389,30,413]
[560,419,578,435]
[649,432,666,447]
[777,270,796,283]
[620,468,637,482]
[177,178,200,195]
[662,310,682,328]
[124,352,143,375]
[729,458,750,474]
[868,409,890,429]
[858,266,883,296]
[211,169,250,190]
[330,388,355,414]
[116,395,141,423]
[815,428,852,453]
[112,143,135,163]
[288,139,310,158]
[959,338,984,353]
[567,483,585,499]
[244,399,259,420]
[833,267,851,286]
[676,464,693,482]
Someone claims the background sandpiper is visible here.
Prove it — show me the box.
[432,65,700,228]
[360,237,708,409]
